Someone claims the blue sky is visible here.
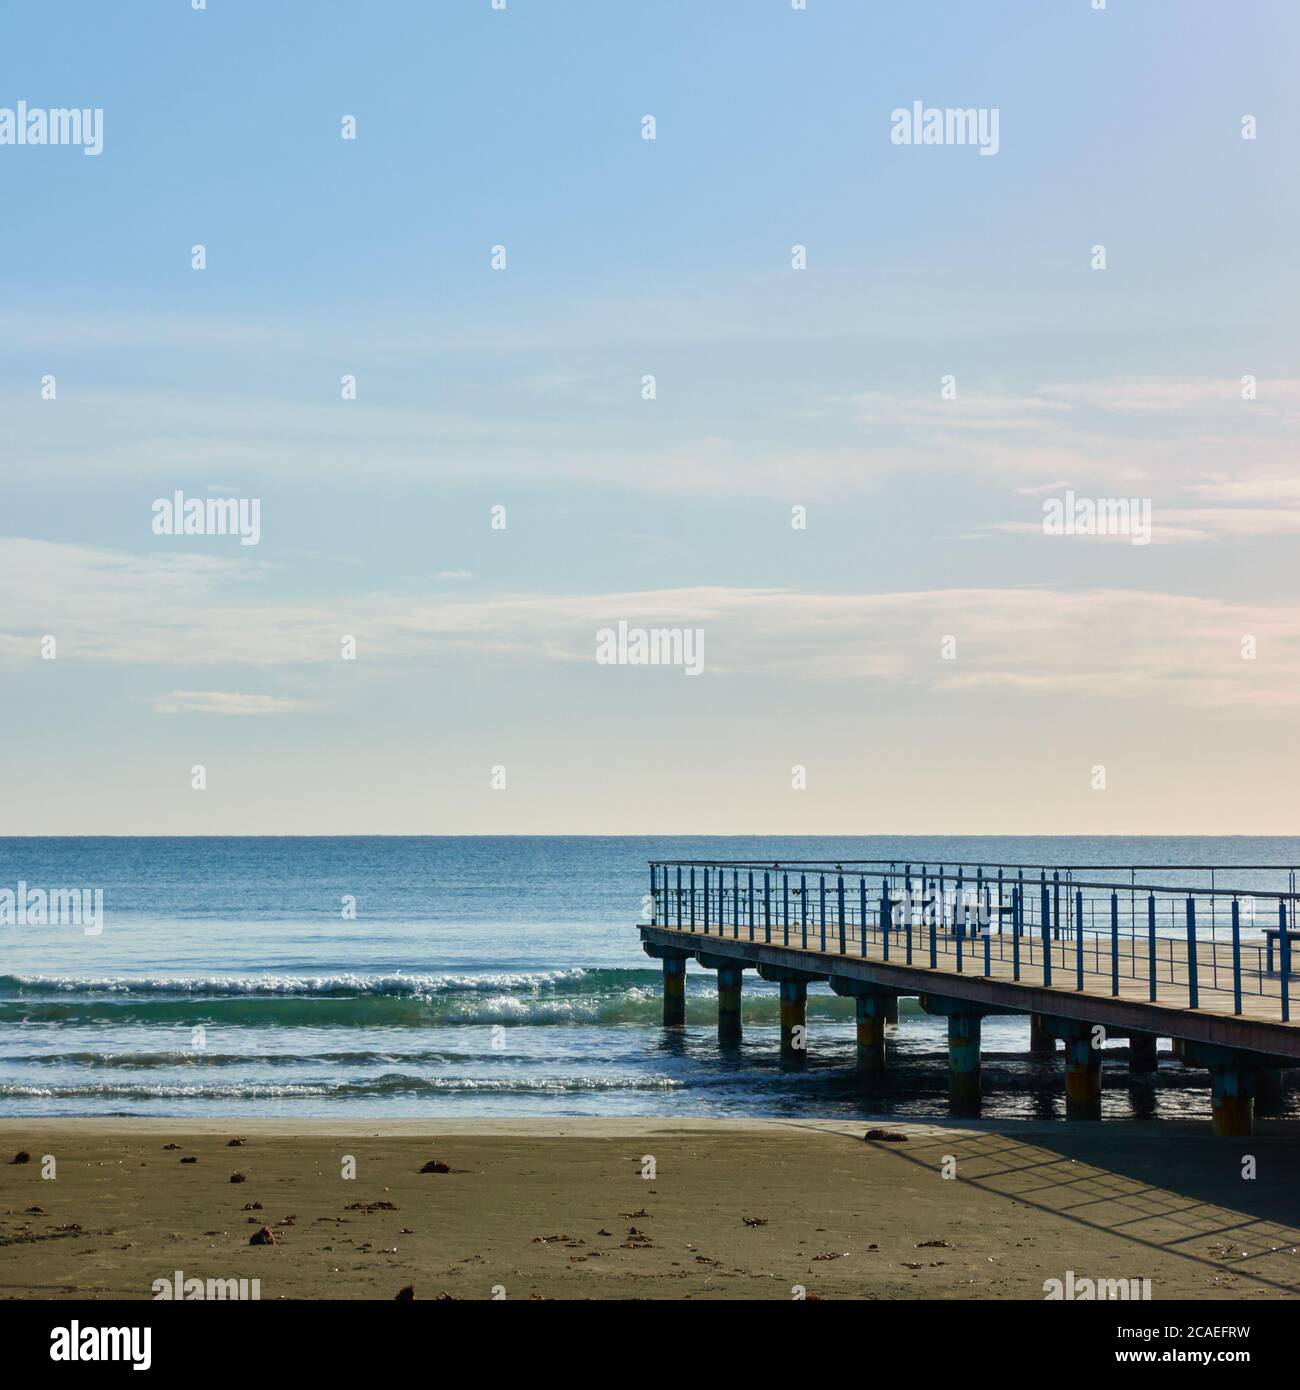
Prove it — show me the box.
[3,0,1299,834]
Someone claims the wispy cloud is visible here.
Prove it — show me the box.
[4,540,1297,710]
[144,691,315,716]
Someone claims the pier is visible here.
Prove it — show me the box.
[640,858,1300,1136]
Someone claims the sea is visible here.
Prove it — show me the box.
[1,836,1297,1122]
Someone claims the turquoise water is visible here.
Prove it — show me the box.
[0,836,1296,1121]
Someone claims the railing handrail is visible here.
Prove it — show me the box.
[648,859,1300,903]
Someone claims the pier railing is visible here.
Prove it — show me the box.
[647,859,1300,1024]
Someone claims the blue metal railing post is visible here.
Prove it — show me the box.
[1147,893,1156,1001]
[1041,874,1052,986]
[819,875,826,952]
[1186,896,1198,1008]
[1231,897,1242,1015]
[860,877,868,956]
[1053,871,1060,940]
[880,877,890,961]
[1110,891,1119,996]
[1281,899,1291,1023]
[747,870,754,941]
[1012,884,1021,980]
[800,872,807,949]
[929,877,938,969]
[650,863,657,924]
[955,885,964,974]
[690,868,696,929]
[782,872,789,947]
[763,871,771,944]
[703,867,710,935]
[1075,889,1084,990]
[733,869,740,938]
[837,874,846,954]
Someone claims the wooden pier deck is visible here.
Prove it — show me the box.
[639,858,1300,1134]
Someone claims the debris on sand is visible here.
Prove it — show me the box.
[243,1202,263,1211]
[916,1239,951,1249]
[249,1225,276,1246]
[10,1152,31,1165]
[863,1129,908,1142]
[180,1156,197,1165]
[812,1251,848,1261]
[742,1216,768,1227]
[346,1201,398,1213]
[162,1143,181,1151]
[395,1285,415,1301]
[419,1160,451,1174]
[230,1172,247,1184]
[227,1138,245,1147]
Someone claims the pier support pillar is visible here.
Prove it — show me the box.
[1063,1037,1103,1120]
[717,965,744,1043]
[947,1014,982,1114]
[758,965,826,1060]
[662,956,686,1028]
[1029,1013,1056,1058]
[829,977,897,1074]
[779,980,808,1059]
[1172,1039,1289,1136]
[1128,1032,1158,1075]
[918,994,1018,1113]
[855,996,889,1072]
[1210,1068,1255,1138]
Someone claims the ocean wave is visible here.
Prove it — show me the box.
[0,1048,535,1069]
[0,968,603,998]
[0,993,862,1028]
[0,1073,685,1100]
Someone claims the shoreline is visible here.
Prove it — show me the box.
[3,1118,1298,1300]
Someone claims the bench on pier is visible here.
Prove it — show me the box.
[1265,927,1300,973]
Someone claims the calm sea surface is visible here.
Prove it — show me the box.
[1,837,1297,1121]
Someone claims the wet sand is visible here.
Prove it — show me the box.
[2,1117,1298,1300]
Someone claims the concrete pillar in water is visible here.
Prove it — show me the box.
[883,995,899,1024]
[1064,1037,1102,1119]
[948,1013,982,1113]
[779,979,807,1059]
[855,995,888,1072]
[662,955,686,1028]
[1128,1032,1158,1074]
[717,964,744,1043]
[1211,1068,1255,1137]
[1255,1067,1286,1115]
[1029,1012,1056,1057]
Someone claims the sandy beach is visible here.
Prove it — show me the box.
[2,1117,1298,1300]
